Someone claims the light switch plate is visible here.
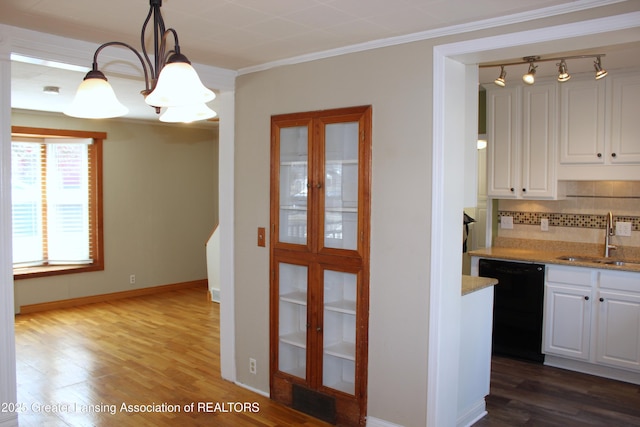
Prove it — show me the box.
[616,221,632,237]
[501,216,513,229]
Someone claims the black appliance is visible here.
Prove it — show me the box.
[479,258,545,363]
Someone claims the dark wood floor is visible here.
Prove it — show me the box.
[475,355,640,426]
[14,287,640,426]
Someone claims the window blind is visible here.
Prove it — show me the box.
[11,137,94,267]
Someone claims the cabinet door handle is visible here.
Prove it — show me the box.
[584,296,590,301]
[316,327,322,332]
[510,188,515,192]
[522,188,526,193]
[611,153,617,158]
[600,297,604,302]
[317,183,322,189]
[597,153,602,158]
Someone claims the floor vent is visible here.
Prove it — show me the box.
[292,384,337,424]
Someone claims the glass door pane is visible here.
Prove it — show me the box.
[324,122,359,250]
[278,263,308,379]
[279,126,308,245]
[322,269,357,394]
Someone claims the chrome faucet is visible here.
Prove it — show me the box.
[604,211,616,258]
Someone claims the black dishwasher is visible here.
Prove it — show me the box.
[479,258,545,363]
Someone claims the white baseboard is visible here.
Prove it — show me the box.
[366,416,405,427]
[545,355,640,385]
[456,400,487,427]
[210,288,220,302]
[234,381,269,398]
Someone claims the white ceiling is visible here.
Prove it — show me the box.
[2,0,639,121]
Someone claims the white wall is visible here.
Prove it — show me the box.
[0,30,18,427]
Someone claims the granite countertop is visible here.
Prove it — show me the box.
[462,275,498,296]
[468,238,640,273]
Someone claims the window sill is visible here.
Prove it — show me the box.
[14,264,103,280]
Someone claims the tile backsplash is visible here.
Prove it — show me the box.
[498,211,639,231]
[497,181,640,248]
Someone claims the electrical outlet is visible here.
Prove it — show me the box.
[616,221,632,237]
[249,358,257,375]
[501,216,513,229]
[540,218,549,232]
[129,274,136,284]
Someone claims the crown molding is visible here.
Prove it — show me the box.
[238,0,626,76]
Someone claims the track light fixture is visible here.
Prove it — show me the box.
[481,54,607,87]
[494,66,507,87]
[557,60,571,82]
[594,56,608,80]
[65,0,216,122]
[522,57,538,85]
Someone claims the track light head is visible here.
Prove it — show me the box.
[494,66,506,87]
[594,56,608,80]
[522,62,537,85]
[557,60,571,82]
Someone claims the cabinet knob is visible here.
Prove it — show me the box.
[317,183,322,189]
[584,296,590,301]
[597,153,602,158]
[510,188,515,192]
[316,327,322,332]
[600,297,604,302]
[611,153,617,158]
[522,188,526,193]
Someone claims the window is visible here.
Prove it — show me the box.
[11,126,105,279]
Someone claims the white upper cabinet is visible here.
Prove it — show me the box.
[609,71,640,164]
[486,86,519,198]
[559,75,606,164]
[557,68,640,180]
[486,80,560,199]
[521,81,558,198]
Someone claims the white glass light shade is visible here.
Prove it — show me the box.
[145,62,215,108]
[159,103,217,123]
[64,77,128,119]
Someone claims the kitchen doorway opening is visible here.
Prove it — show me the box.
[428,11,640,427]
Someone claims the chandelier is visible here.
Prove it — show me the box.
[64,0,216,123]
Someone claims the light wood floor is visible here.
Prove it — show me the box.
[14,286,331,427]
[15,287,640,426]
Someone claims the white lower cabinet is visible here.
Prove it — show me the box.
[544,265,640,377]
[544,283,592,360]
[544,265,594,360]
[596,269,640,372]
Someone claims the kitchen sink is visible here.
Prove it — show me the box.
[557,255,640,267]
[557,255,602,263]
